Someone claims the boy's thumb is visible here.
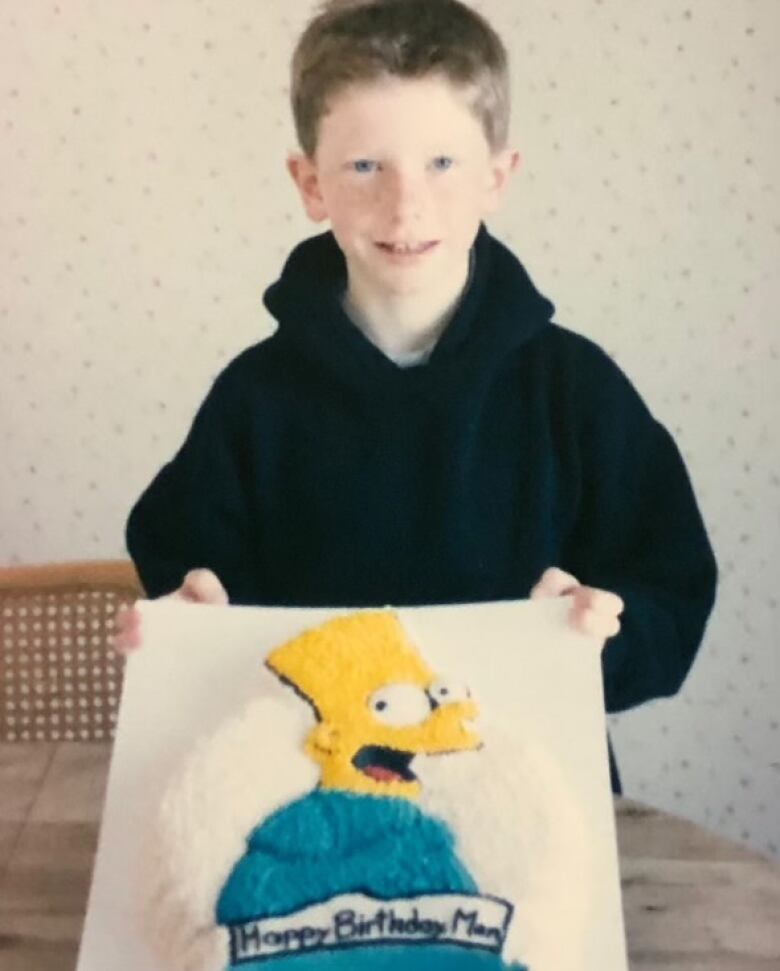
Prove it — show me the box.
[179,569,229,605]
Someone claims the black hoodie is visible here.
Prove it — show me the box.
[127,225,717,721]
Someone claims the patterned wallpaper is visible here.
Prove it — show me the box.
[1,1,778,858]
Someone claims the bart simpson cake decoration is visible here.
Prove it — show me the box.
[265,610,480,798]
[215,611,524,969]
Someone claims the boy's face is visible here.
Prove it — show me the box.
[288,75,518,301]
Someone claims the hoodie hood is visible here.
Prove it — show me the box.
[263,224,555,396]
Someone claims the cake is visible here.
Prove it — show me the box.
[139,610,592,970]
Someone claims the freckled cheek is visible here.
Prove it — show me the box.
[330,184,376,222]
[433,185,484,230]
[320,198,366,244]
[434,179,478,207]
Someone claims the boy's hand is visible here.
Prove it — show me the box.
[112,568,228,655]
[530,567,623,643]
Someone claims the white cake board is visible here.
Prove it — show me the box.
[76,597,628,970]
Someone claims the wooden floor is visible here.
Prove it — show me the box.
[1,741,779,970]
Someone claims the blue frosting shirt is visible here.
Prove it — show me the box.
[217,790,477,923]
[216,790,527,970]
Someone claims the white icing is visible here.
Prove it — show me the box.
[417,723,596,971]
[137,696,318,971]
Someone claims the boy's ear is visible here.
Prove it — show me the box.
[484,148,521,213]
[287,153,329,223]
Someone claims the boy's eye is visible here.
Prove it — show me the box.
[431,156,454,171]
[351,159,378,173]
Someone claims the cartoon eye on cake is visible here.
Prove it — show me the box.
[368,683,431,724]
[266,610,480,799]
[429,679,471,704]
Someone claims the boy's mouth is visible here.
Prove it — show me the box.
[376,241,439,256]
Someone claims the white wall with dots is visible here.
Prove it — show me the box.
[1,1,778,858]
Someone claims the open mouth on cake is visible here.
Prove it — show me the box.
[352,746,416,784]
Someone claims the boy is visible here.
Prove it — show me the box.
[118,0,717,791]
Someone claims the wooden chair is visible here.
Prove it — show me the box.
[0,560,144,742]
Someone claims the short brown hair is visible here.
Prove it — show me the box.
[291,0,510,157]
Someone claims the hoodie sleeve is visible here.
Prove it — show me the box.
[561,342,718,715]
[126,367,260,602]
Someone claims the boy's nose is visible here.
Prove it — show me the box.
[381,168,424,224]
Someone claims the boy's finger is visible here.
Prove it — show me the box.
[179,569,229,605]
[530,566,580,599]
[112,603,142,654]
[113,627,142,654]
[113,603,140,634]
[571,586,624,617]
[569,604,622,639]
[112,623,141,654]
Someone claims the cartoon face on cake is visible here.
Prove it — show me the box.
[266,610,480,798]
